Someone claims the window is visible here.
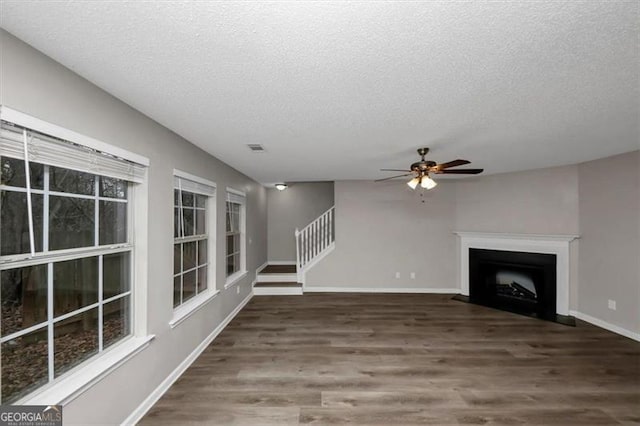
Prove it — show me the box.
[0,112,147,404]
[173,173,215,309]
[225,189,246,281]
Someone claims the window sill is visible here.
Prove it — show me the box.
[17,334,155,406]
[224,270,248,289]
[170,289,221,329]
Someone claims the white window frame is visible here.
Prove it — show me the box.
[224,187,247,288]
[170,170,219,328]
[0,106,153,406]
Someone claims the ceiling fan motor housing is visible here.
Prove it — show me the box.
[411,160,436,173]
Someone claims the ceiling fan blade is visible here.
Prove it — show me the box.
[435,159,471,170]
[380,168,412,172]
[435,168,484,175]
[374,173,414,182]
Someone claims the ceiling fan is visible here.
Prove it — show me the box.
[376,147,483,190]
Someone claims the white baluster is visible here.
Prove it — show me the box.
[321,217,324,250]
[305,227,309,265]
[330,208,334,243]
[322,214,327,251]
[302,228,306,266]
[309,221,312,259]
[313,221,317,257]
[326,211,330,244]
[308,226,311,265]
[305,226,308,264]
[319,216,322,252]
[325,212,329,248]
[327,211,330,245]
[297,229,302,270]
[316,219,320,255]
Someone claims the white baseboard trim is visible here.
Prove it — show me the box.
[303,287,459,294]
[121,291,254,426]
[569,310,640,342]
[255,261,269,274]
[266,260,296,265]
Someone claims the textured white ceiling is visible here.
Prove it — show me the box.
[1,1,638,184]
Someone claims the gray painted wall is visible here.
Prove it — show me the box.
[306,180,458,289]
[0,30,267,424]
[578,151,639,334]
[267,182,334,262]
[454,165,580,235]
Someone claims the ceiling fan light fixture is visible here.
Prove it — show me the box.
[407,177,420,189]
[421,175,437,190]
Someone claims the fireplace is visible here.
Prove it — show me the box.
[469,248,557,320]
[455,232,579,325]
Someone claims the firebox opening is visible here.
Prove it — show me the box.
[495,269,537,302]
[468,248,568,324]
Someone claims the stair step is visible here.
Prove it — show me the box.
[254,282,301,288]
[256,272,297,283]
[260,264,296,274]
[253,280,303,296]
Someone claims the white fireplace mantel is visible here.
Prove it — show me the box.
[455,232,579,316]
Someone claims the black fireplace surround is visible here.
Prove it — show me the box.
[469,248,557,321]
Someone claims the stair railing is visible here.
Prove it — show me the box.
[295,206,335,281]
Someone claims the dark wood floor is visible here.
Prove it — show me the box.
[141,294,640,425]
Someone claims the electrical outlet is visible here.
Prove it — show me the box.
[410,272,416,279]
[608,299,616,310]
[236,286,240,294]
[395,272,401,279]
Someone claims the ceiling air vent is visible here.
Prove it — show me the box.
[246,144,265,152]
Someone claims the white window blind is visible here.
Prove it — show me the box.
[173,175,216,197]
[0,121,147,183]
[226,188,246,204]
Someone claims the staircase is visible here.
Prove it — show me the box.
[254,206,335,295]
[253,264,302,295]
